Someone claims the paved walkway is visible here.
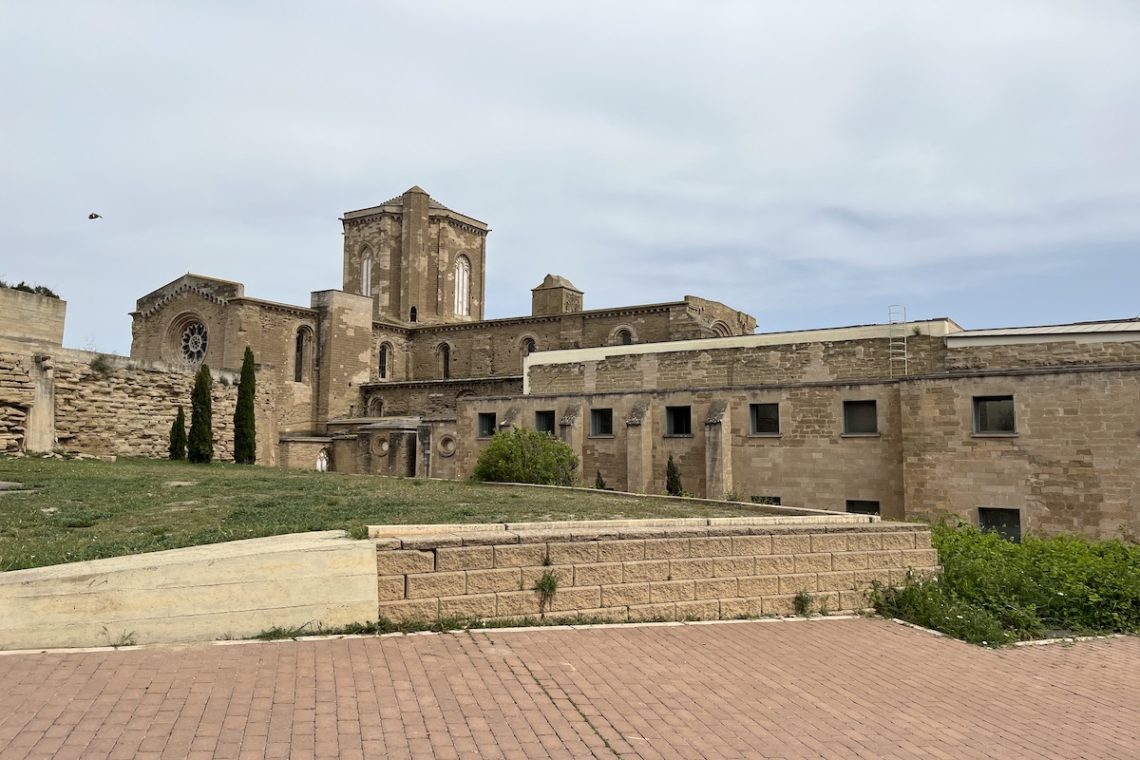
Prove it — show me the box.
[0,617,1136,759]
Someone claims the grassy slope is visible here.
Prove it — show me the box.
[0,457,763,571]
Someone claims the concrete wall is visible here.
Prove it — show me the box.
[0,532,377,650]
[371,521,937,624]
[0,287,66,345]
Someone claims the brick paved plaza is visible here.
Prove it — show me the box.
[0,617,1136,759]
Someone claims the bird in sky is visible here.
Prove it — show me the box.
[88,213,102,220]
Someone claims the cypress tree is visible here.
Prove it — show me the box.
[168,405,187,461]
[187,364,214,464]
[666,454,683,496]
[233,346,257,464]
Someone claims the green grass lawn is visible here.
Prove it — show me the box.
[0,456,769,571]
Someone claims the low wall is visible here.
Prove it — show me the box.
[0,531,377,650]
[371,519,938,624]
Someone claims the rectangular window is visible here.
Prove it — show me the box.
[979,507,1022,542]
[534,410,556,435]
[751,495,781,506]
[846,500,881,515]
[749,403,780,435]
[843,400,878,435]
[973,395,1016,435]
[590,408,614,437]
[477,412,497,438]
[665,405,692,436]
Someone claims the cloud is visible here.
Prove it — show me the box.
[1,0,1139,352]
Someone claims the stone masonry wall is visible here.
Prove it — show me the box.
[0,352,34,451]
[51,352,276,461]
[373,522,938,624]
[526,334,945,397]
[945,340,1140,372]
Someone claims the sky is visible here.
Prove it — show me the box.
[2,0,1139,354]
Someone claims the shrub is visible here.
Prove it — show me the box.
[665,454,683,496]
[594,470,607,490]
[168,406,187,461]
[0,279,59,298]
[472,428,578,486]
[89,354,113,377]
[187,364,214,464]
[874,522,1140,645]
[233,347,256,464]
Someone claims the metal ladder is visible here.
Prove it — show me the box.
[888,305,909,378]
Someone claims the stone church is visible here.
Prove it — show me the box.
[128,186,757,478]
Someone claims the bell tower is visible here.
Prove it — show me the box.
[340,187,489,324]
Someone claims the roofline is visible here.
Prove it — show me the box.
[341,205,489,230]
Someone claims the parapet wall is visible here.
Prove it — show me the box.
[0,287,66,345]
[371,519,937,624]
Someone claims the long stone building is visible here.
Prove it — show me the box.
[2,186,1138,541]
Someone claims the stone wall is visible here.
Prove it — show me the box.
[0,287,66,345]
[371,521,938,624]
[0,352,34,451]
[526,334,946,396]
[945,339,1140,371]
[457,382,906,517]
[51,350,277,462]
[901,367,1140,540]
[361,376,522,418]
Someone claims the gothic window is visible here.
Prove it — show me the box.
[378,343,390,379]
[439,344,451,379]
[180,321,208,364]
[454,255,471,317]
[293,327,312,383]
[361,249,373,297]
[410,306,417,323]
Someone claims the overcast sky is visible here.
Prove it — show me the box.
[3,1,1139,354]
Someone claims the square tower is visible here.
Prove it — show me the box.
[340,186,489,324]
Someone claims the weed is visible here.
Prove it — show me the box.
[344,525,370,540]
[89,354,114,378]
[793,590,813,616]
[534,570,559,613]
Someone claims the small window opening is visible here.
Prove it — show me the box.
[665,405,692,436]
[843,400,878,435]
[750,403,780,435]
[618,329,632,346]
[440,344,451,379]
[590,408,614,437]
[846,500,881,516]
[979,507,1022,542]
[378,343,389,379]
[974,396,1016,435]
[522,337,536,357]
[751,496,782,506]
[535,410,556,434]
[477,412,497,438]
[410,306,417,323]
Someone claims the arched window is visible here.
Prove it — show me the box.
[378,343,390,379]
[410,306,417,323]
[439,344,451,379]
[618,329,633,346]
[522,337,536,357]
[454,255,471,317]
[293,327,312,383]
[360,249,373,297]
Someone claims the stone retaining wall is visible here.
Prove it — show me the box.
[372,520,937,624]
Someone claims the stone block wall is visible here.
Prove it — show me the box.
[372,522,937,624]
[0,352,34,451]
[0,288,66,345]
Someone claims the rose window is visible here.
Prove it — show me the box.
[180,322,208,364]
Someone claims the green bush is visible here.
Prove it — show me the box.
[472,428,578,486]
[187,364,214,464]
[233,347,256,464]
[594,470,608,490]
[168,406,187,461]
[0,279,59,298]
[874,522,1140,645]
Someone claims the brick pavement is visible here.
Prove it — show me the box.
[0,617,1136,759]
